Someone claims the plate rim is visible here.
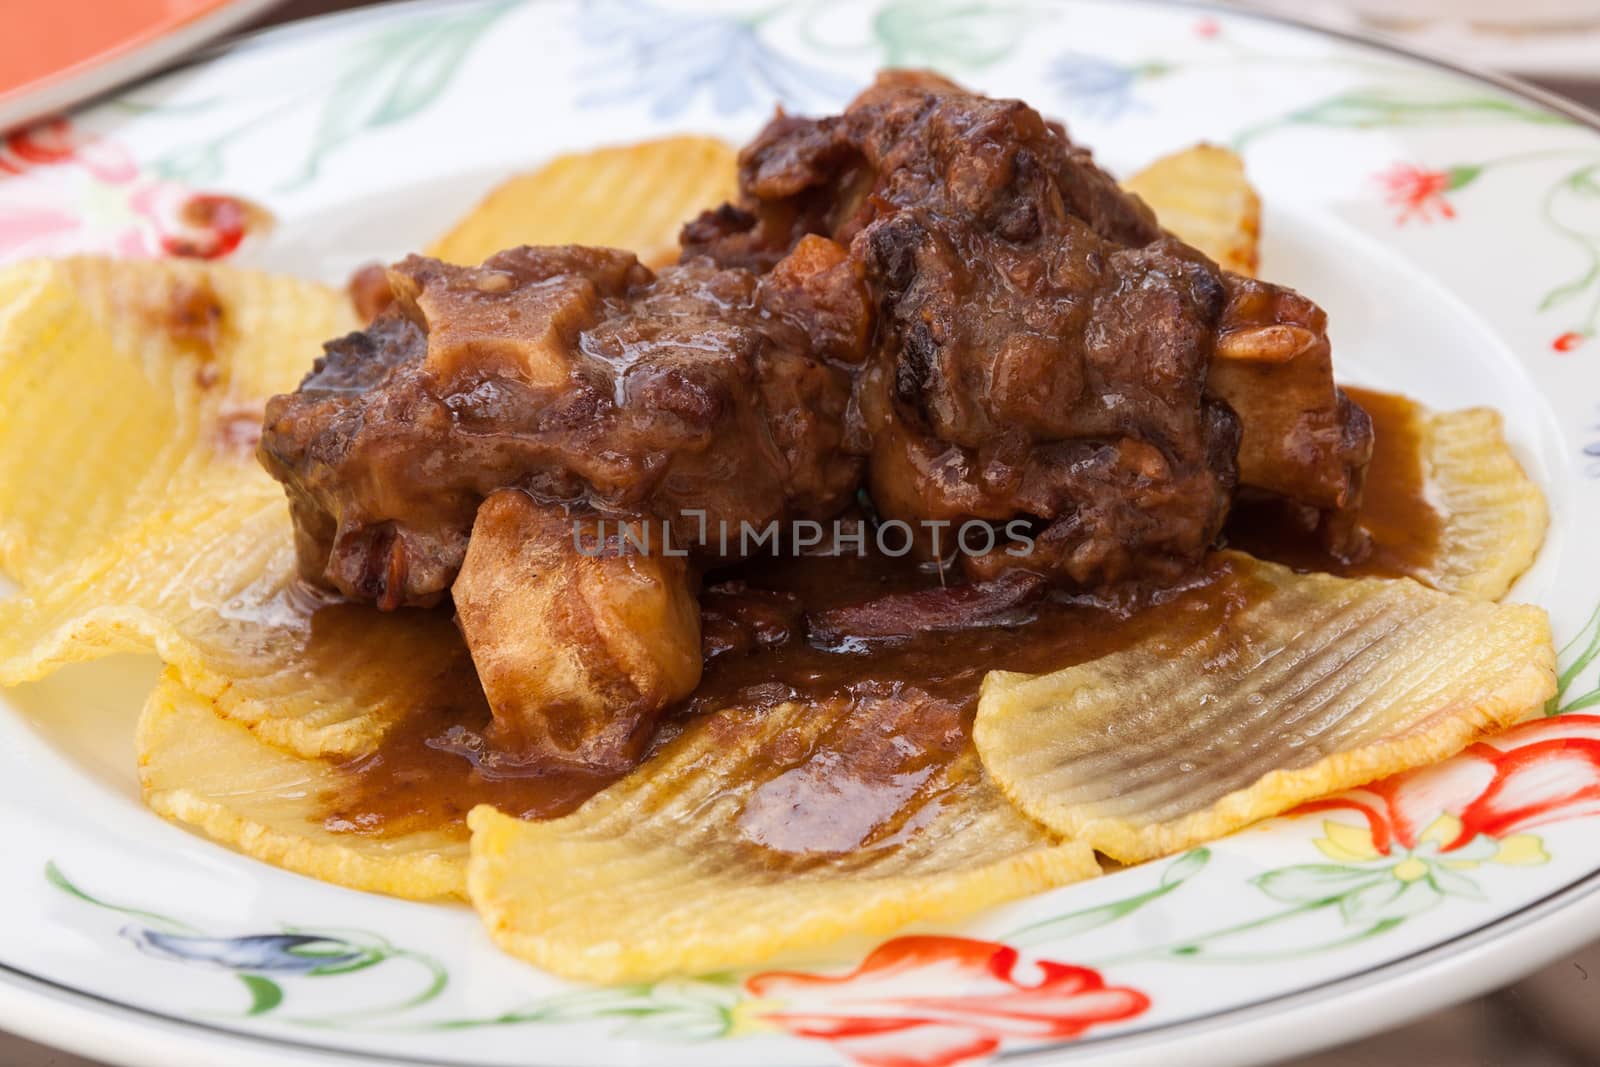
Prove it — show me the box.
[4,1,1600,1065]
[6,854,1600,1067]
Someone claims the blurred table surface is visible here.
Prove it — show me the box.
[3,2,1599,1066]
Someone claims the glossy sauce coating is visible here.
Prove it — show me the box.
[319,388,1437,842]
[319,554,1254,839]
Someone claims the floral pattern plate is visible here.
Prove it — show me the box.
[3,2,1600,1066]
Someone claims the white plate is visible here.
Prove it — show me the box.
[4,2,1600,1066]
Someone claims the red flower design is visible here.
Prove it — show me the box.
[1194,16,1221,38]
[745,936,1148,1067]
[1377,162,1479,225]
[1555,332,1588,353]
[0,116,137,183]
[1297,714,1600,855]
[132,187,263,261]
[0,116,261,261]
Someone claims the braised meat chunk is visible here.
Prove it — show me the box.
[1211,276,1373,555]
[259,71,1378,774]
[260,243,866,610]
[685,70,1372,580]
[452,490,701,773]
[261,244,867,770]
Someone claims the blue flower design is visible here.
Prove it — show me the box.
[1585,411,1600,478]
[1048,52,1169,119]
[123,928,367,974]
[50,863,447,1023]
[575,0,852,119]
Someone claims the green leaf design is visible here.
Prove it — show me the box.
[1539,264,1600,312]
[1339,877,1440,925]
[872,0,1039,70]
[1160,846,1210,887]
[1563,606,1600,679]
[1427,864,1485,901]
[239,974,284,1016]
[305,953,386,978]
[1162,915,1410,964]
[608,985,739,1043]
[44,862,198,935]
[426,979,738,1038]
[1445,164,1484,191]
[1236,85,1572,147]
[1551,603,1600,716]
[371,18,496,126]
[1315,90,1568,128]
[1252,864,1387,905]
[288,947,448,1026]
[1548,166,1600,241]
[284,0,518,189]
[1006,848,1209,946]
[1014,894,1156,944]
[1536,164,1600,331]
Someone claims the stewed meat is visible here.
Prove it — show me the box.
[258,71,1377,771]
[260,243,866,609]
[684,70,1372,580]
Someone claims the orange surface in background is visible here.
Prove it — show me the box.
[0,0,228,100]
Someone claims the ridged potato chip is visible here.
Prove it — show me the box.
[1125,144,1261,277]
[0,486,471,758]
[428,137,738,268]
[140,670,467,899]
[974,553,1554,864]
[468,691,1099,983]
[0,257,462,759]
[1405,404,1546,599]
[0,257,350,583]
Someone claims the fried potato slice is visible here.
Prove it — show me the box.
[0,486,471,757]
[1125,144,1261,277]
[427,137,738,269]
[1407,404,1547,600]
[0,257,351,583]
[0,258,462,759]
[468,690,1099,983]
[974,554,1555,865]
[140,670,466,899]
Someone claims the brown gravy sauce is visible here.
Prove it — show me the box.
[317,387,1440,841]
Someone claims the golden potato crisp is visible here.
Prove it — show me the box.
[428,137,738,268]
[1405,404,1547,599]
[468,690,1099,983]
[0,257,349,583]
[140,671,466,899]
[0,258,458,759]
[1125,144,1261,277]
[975,554,1554,864]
